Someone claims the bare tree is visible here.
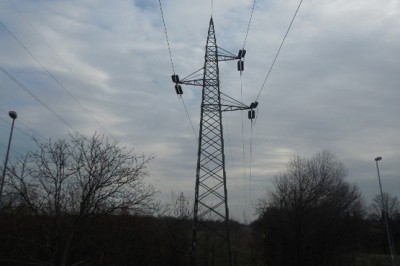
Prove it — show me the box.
[5,132,157,265]
[256,151,363,266]
[370,193,400,220]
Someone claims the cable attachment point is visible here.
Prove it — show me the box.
[236,49,246,72]
[237,49,246,72]
[248,101,258,120]
[171,74,180,83]
[237,49,246,59]
[249,101,258,109]
[171,74,183,95]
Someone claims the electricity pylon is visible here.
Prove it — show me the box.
[172,17,257,266]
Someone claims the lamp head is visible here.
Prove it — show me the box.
[8,111,17,120]
[374,156,382,162]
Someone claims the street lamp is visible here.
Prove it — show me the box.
[0,111,18,204]
[374,156,397,266]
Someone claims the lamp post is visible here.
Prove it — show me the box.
[0,111,17,204]
[375,156,397,266]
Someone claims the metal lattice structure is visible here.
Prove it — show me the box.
[172,17,257,266]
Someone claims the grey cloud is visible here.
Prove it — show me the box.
[0,0,399,222]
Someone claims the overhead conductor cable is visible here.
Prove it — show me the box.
[255,0,304,102]
[158,0,198,142]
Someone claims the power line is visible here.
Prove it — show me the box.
[238,0,303,210]
[0,21,114,139]
[0,66,77,132]
[8,0,105,118]
[0,108,47,141]
[255,0,304,102]
[180,97,198,140]
[0,114,31,158]
[0,115,35,141]
[158,0,198,143]
[0,142,25,158]
[242,0,257,49]
[249,118,254,207]
[158,0,175,74]
[240,0,257,212]
[238,73,249,212]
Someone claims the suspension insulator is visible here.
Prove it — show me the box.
[171,74,180,83]
[250,101,259,109]
[175,84,183,95]
[237,60,244,71]
[248,110,255,120]
[238,49,246,59]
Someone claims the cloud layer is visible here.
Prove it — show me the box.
[1,0,399,222]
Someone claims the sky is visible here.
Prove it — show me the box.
[0,0,399,222]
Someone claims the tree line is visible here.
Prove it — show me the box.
[0,134,399,265]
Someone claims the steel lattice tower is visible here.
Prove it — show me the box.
[172,17,257,266]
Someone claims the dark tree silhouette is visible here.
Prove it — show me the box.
[370,193,400,220]
[3,132,156,265]
[255,151,363,266]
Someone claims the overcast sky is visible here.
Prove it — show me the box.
[1,0,399,222]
